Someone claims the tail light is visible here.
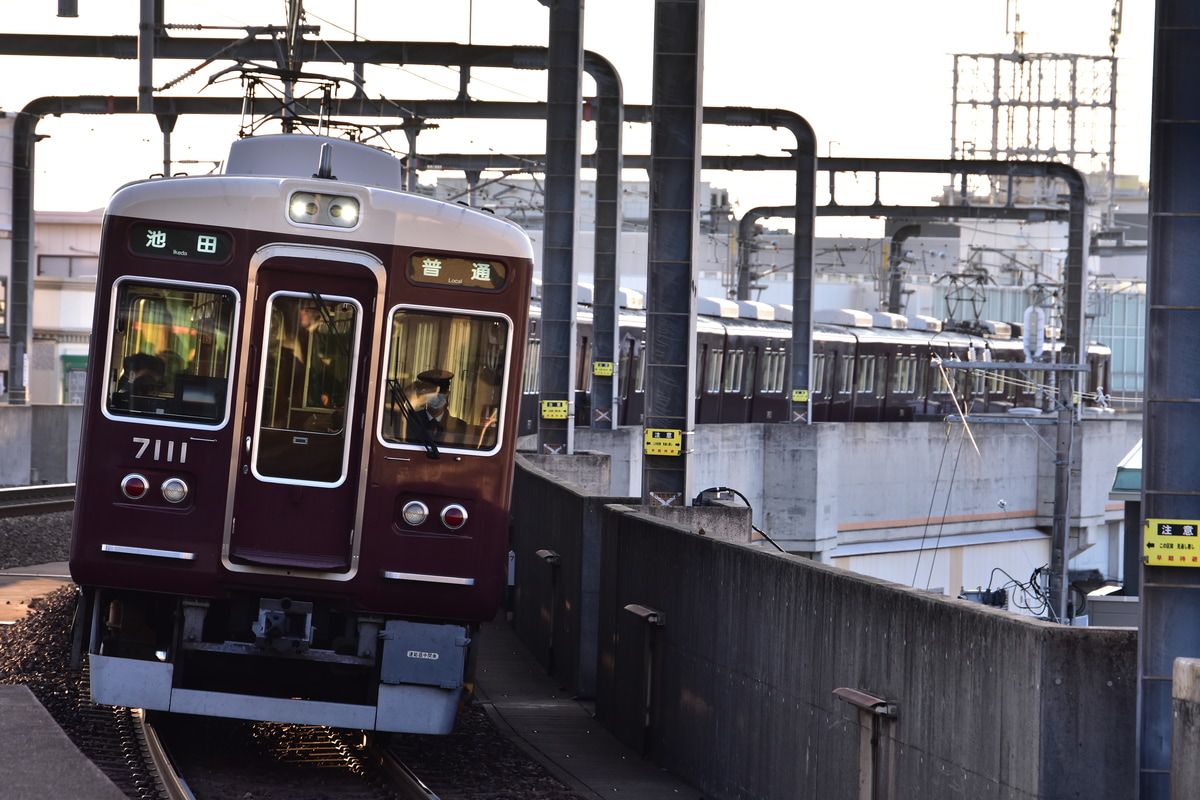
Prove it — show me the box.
[441,504,468,530]
[121,474,149,500]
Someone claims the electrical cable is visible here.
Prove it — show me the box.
[692,486,785,553]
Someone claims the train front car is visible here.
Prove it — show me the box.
[69,135,533,734]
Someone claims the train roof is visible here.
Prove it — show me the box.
[224,135,403,189]
[104,136,534,261]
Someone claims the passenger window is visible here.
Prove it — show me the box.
[724,350,744,393]
[523,338,541,394]
[812,353,826,395]
[837,354,854,394]
[857,356,875,393]
[706,349,724,393]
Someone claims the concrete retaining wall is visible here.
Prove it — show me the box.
[510,452,753,698]
[511,456,1140,799]
[510,453,632,697]
[577,418,1142,559]
[31,404,81,484]
[0,405,31,487]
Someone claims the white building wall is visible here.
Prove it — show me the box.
[0,117,12,239]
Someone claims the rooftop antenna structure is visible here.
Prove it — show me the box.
[1006,0,1026,54]
[951,1,1119,227]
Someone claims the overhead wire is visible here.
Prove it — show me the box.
[910,416,966,591]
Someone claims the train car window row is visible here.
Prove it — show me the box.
[892,356,917,394]
[518,300,1114,429]
[761,349,786,393]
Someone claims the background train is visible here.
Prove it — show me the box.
[518,293,1113,431]
[69,135,533,734]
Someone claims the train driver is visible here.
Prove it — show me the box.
[112,353,166,410]
[410,369,469,444]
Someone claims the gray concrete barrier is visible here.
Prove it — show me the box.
[594,504,1137,799]
[511,450,1139,799]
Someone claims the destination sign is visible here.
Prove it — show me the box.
[409,254,507,290]
[130,224,232,263]
[1145,518,1200,567]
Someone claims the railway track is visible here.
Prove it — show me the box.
[138,711,443,800]
[0,483,75,517]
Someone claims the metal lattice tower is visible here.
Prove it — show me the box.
[950,51,1118,226]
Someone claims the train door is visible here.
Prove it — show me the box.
[699,346,724,423]
[740,346,759,423]
[830,349,855,421]
[225,247,381,573]
[618,332,644,425]
[811,350,829,421]
[520,319,540,435]
[575,333,592,425]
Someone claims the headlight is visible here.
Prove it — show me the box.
[401,500,429,526]
[287,191,360,228]
[328,197,359,225]
[161,477,189,504]
[288,192,319,222]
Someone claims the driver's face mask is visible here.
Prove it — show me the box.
[426,392,448,412]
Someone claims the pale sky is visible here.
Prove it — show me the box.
[1,0,1155,232]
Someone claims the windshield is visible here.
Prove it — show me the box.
[105,280,237,425]
[381,307,510,454]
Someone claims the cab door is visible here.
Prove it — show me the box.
[225,246,381,574]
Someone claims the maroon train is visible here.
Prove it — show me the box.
[519,301,1114,430]
[69,135,533,733]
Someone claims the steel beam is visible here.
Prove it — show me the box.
[537,0,583,456]
[642,0,703,506]
[1139,2,1200,796]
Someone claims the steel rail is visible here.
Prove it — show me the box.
[137,710,197,800]
[368,737,442,800]
[0,483,75,518]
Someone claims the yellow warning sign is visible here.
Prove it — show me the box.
[540,400,569,420]
[644,428,683,456]
[592,361,614,377]
[1145,518,1200,567]
[792,389,810,403]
